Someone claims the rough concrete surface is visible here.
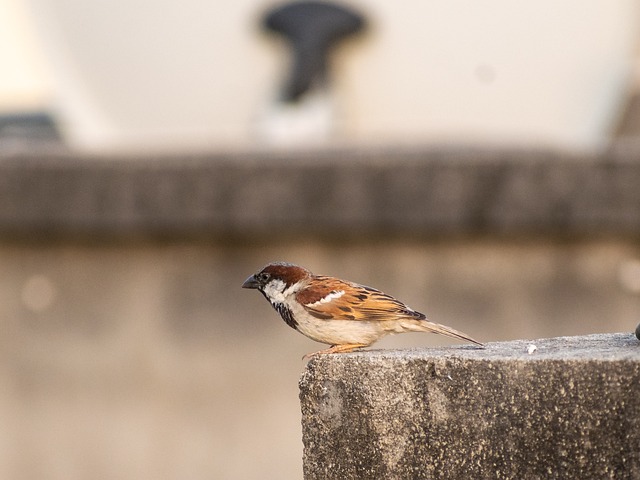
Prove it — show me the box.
[300,333,640,480]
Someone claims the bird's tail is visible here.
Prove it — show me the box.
[403,319,483,346]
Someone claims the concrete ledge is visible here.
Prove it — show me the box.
[1,146,640,239]
[299,333,640,479]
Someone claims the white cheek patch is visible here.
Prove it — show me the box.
[306,290,345,308]
[263,279,287,302]
[282,283,301,297]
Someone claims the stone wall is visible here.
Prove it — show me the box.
[1,145,639,239]
[300,333,640,479]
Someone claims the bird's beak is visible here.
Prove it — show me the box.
[242,274,260,289]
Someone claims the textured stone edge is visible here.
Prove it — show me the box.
[299,333,640,479]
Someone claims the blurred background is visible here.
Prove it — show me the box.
[1,0,640,479]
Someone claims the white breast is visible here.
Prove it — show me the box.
[263,280,385,346]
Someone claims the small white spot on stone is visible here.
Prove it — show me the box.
[527,344,537,354]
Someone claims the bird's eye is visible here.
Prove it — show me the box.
[259,272,271,282]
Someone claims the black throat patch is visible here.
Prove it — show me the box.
[270,301,298,330]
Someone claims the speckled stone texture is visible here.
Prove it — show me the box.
[300,333,640,480]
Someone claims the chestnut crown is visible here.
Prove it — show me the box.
[242,262,312,290]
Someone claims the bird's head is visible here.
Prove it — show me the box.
[242,262,311,298]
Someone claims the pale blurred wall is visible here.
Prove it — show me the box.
[0,0,50,110]
[1,0,639,148]
[2,240,640,480]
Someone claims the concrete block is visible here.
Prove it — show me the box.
[300,333,640,479]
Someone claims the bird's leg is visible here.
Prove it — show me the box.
[303,343,368,361]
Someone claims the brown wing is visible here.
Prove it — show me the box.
[296,276,426,322]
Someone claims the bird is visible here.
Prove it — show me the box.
[242,262,482,358]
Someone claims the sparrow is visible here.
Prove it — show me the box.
[242,262,482,358]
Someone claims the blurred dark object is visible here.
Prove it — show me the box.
[0,112,62,145]
[635,322,640,341]
[263,1,366,102]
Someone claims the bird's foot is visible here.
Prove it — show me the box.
[303,344,368,361]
